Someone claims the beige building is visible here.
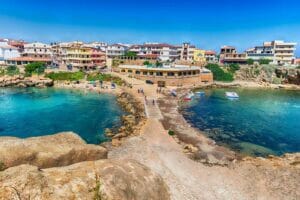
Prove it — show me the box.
[263,40,297,65]
[220,46,247,64]
[118,64,213,86]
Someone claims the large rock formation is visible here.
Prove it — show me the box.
[0,159,170,200]
[0,132,107,170]
[0,75,53,87]
[275,68,300,85]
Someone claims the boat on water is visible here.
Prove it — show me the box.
[195,91,205,96]
[184,92,194,101]
[225,92,239,99]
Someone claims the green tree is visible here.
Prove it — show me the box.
[246,58,254,65]
[124,51,137,58]
[6,65,19,76]
[206,63,234,82]
[259,58,271,65]
[25,62,46,76]
[155,61,163,67]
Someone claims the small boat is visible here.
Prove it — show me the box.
[184,92,194,101]
[170,90,177,97]
[195,91,205,96]
[225,92,239,98]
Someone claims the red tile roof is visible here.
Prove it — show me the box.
[205,50,216,55]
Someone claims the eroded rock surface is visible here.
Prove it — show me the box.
[0,159,170,200]
[0,75,53,87]
[0,132,107,169]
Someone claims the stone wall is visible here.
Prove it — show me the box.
[0,75,53,87]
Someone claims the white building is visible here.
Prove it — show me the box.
[23,42,52,59]
[178,42,196,61]
[0,41,20,64]
[129,43,179,61]
[106,43,129,58]
[246,40,297,65]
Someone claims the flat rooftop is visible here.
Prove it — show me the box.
[119,64,202,71]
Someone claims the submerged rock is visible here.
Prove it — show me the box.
[0,159,170,200]
[0,132,108,170]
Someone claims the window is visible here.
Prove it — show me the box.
[156,72,163,76]
[143,71,148,75]
[149,71,154,75]
[128,70,132,73]
[135,71,140,74]
[167,72,175,76]
[178,72,182,76]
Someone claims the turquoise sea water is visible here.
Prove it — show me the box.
[182,88,300,156]
[0,88,124,144]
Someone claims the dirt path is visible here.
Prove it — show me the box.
[109,73,300,200]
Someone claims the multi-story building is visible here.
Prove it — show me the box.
[6,42,52,66]
[51,41,106,70]
[219,46,247,64]
[246,40,297,65]
[205,50,217,63]
[178,42,196,61]
[246,45,274,63]
[129,43,179,61]
[106,44,129,58]
[0,40,20,64]
[22,42,52,59]
[118,64,213,86]
[265,40,297,65]
[193,49,206,64]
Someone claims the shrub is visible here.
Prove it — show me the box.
[25,62,46,76]
[206,63,234,82]
[87,73,125,86]
[6,65,20,76]
[0,69,4,76]
[0,161,5,171]
[246,58,254,65]
[45,71,85,81]
[143,61,150,66]
[259,58,272,65]
[168,130,175,136]
[228,63,240,73]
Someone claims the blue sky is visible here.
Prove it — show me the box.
[0,0,299,56]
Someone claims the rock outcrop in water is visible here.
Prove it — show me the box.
[0,132,107,170]
[0,75,53,87]
[0,159,170,200]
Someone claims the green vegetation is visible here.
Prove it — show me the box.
[25,62,46,76]
[206,63,234,82]
[143,61,151,66]
[0,161,5,171]
[5,65,20,76]
[93,174,106,200]
[168,130,175,136]
[124,51,137,58]
[87,73,125,86]
[45,71,85,81]
[155,60,163,67]
[246,58,254,65]
[272,77,282,84]
[0,68,5,76]
[259,58,272,65]
[296,66,300,69]
[227,63,240,73]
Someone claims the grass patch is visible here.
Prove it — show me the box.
[45,71,85,81]
[87,73,125,86]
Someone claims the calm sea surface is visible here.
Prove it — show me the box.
[0,87,124,144]
[182,88,300,156]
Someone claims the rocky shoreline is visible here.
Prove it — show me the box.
[0,75,53,88]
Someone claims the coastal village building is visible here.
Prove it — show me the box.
[178,42,196,61]
[219,46,247,64]
[246,40,297,65]
[0,40,20,64]
[106,44,129,59]
[56,42,106,70]
[193,49,206,64]
[118,64,213,86]
[205,50,217,63]
[129,43,179,61]
[6,42,52,66]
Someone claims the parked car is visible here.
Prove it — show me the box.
[145,80,154,84]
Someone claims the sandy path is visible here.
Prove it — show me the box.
[109,73,300,200]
